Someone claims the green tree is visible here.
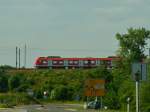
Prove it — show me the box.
[116,27,150,62]
[8,74,26,91]
[141,82,150,112]
[50,85,68,101]
[115,28,150,111]
[0,75,8,92]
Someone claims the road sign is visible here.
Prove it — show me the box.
[84,79,105,96]
[132,63,147,81]
[132,62,147,112]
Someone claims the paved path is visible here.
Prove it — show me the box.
[0,104,101,112]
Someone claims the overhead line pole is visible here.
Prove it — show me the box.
[24,44,27,68]
[16,46,18,69]
[19,48,21,69]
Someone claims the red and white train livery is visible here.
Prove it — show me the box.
[35,56,115,69]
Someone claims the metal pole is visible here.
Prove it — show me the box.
[136,81,139,112]
[96,96,98,101]
[16,47,18,69]
[101,96,103,109]
[19,48,20,69]
[127,103,130,112]
[149,48,150,58]
[24,44,26,68]
[127,97,130,112]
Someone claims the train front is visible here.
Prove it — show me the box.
[34,57,48,68]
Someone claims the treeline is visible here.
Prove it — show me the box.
[0,62,149,111]
[0,68,112,104]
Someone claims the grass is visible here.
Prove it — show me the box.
[0,104,14,108]
[78,109,124,112]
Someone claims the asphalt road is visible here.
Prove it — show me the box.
[0,104,100,112]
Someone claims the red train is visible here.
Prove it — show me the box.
[35,56,116,69]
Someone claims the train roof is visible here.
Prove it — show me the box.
[36,57,113,61]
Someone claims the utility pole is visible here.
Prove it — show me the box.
[19,48,21,69]
[24,44,27,68]
[16,46,18,69]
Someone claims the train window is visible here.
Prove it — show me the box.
[107,61,111,64]
[53,61,57,64]
[84,60,88,64]
[74,61,78,64]
[91,61,95,64]
[69,61,73,64]
[42,60,48,64]
[59,61,63,64]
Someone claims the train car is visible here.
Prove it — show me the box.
[34,56,114,69]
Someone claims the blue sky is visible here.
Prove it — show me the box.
[0,0,150,67]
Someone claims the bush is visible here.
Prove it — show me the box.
[0,93,37,106]
[144,105,150,112]
[50,85,68,101]
[34,89,43,99]
[8,74,22,91]
[8,74,27,91]
[0,75,8,92]
[0,104,13,108]
[15,84,30,92]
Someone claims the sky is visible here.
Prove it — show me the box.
[0,0,150,67]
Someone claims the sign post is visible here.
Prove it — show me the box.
[127,97,130,112]
[135,71,140,112]
[101,96,103,110]
[84,79,105,110]
[132,63,147,112]
[136,81,139,112]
